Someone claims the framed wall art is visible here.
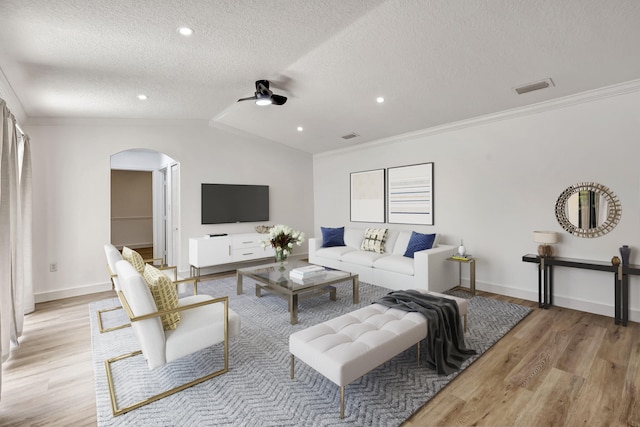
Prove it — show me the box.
[350,169,385,223]
[386,162,434,225]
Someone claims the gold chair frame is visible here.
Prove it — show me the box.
[105,293,229,416]
[97,265,131,333]
[148,262,199,294]
[97,261,198,333]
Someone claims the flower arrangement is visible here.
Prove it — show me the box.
[261,224,305,261]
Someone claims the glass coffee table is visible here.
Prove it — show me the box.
[236,260,359,324]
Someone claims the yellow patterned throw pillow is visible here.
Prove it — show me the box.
[143,264,181,330]
[122,246,146,273]
[361,228,388,254]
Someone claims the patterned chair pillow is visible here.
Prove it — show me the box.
[360,228,388,254]
[122,246,146,273]
[143,264,181,330]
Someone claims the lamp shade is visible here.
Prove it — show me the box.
[533,231,558,244]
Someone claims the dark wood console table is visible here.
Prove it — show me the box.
[522,254,640,326]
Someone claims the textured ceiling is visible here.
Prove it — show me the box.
[1,0,640,153]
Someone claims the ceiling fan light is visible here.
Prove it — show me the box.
[177,27,194,36]
[255,98,272,106]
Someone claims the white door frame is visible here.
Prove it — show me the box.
[110,149,179,267]
[152,169,167,263]
[169,163,180,267]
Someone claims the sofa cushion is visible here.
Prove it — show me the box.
[403,231,436,258]
[360,228,388,253]
[373,255,415,275]
[344,227,365,248]
[392,231,412,255]
[383,230,400,254]
[143,264,181,331]
[321,226,345,247]
[122,246,146,273]
[341,250,386,267]
[315,246,357,260]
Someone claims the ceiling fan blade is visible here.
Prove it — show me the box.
[268,75,293,92]
[271,94,287,105]
[237,96,257,103]
[255,79,270,91]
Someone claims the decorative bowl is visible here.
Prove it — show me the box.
[255,225,273,234]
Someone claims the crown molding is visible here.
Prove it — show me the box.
[315,78,640,158]
[0,66,26,124]
[23,116,209,127]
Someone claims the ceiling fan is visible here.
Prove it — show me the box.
[237,80,287,106]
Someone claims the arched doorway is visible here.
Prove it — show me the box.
[110,149,180,266]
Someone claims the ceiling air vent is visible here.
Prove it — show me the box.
[341,132,359,140]
[514,78,554,95]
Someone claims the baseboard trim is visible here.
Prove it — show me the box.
[35,282,113,303]
[478,280,639,323]
[114,243,153,250]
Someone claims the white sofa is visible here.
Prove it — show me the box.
[308,227,457,292]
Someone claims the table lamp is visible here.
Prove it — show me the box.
[533,231,558,257]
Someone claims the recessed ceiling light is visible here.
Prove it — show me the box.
[137,94,148,100]
[297,126,304,132]
[177,27,194,36]
[376,97,384,103]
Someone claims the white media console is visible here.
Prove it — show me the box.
[189,233,275,276]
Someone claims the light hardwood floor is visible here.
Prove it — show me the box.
[0,284,638,426]
[0,290,113,427]
[404,293,640,427]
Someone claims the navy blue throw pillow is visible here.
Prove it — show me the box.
[321,227,345,247]
[403,231,436,258]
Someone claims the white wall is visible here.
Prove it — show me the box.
[24,120,314,301]
[314,87,640,321]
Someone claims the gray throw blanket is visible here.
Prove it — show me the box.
[376,290,476,375]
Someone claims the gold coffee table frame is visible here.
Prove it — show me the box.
[237,260,359,324]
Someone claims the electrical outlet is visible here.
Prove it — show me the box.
[49,263,57,272]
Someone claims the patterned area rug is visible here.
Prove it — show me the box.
[90,277,532,426]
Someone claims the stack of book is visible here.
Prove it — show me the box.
[289,265,326,281]
[451,254,473,261]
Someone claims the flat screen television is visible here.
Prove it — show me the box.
[201,183,269,224]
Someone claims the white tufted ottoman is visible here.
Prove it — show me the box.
[289,291,468,419]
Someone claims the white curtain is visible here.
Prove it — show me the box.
[0,99,33,399]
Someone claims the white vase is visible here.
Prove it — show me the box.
[458,242,466,256]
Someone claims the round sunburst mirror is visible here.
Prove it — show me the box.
[555,182,621,238]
